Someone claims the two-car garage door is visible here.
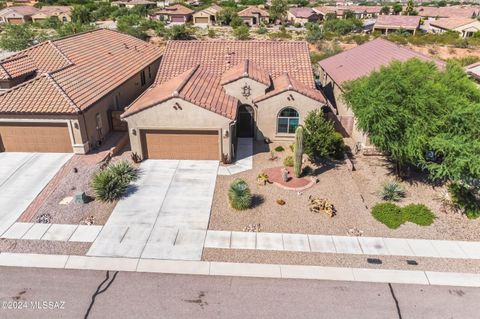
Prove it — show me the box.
[141,130,219,160]
[0,123,72,153]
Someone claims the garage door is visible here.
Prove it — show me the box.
[195,17,209,24]
[0,122,72,153]
[171,15,185,23]
[7,18,23,25]
[141,130,219,160]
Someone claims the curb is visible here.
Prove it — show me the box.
[0,252,479,287]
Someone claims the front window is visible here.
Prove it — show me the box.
[277,107,299,134]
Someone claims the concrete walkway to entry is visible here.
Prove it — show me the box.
[0,152,72,236]
[218,138,253,175]
[88,160,218,260]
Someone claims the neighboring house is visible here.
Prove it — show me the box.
[373,15,421,35]
[238,6,269,26]
[318,38,443,150]
[121,41,327,162]
[5,0,39,7]
[111,0,156,9]
[287,7,319,25]
[429,18,480,38]
[0,6,39,24]
[417,5,480,20]
[0,29,163,154]
[315,5,383,20]
[192,4,221,26]
[31,6,72,23]
[153,4,194,23]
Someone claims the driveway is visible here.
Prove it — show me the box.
[88,160,218,260]
[0,152,72,236]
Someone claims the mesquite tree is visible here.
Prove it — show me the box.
[294,126,304,178]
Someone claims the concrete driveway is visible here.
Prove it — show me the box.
[0,152,72,236]
[88,160,218,260]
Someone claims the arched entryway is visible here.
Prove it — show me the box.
[236,105,255,138]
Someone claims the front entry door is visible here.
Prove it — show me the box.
[237,105,254,138]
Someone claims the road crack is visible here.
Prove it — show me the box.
[388,283,403,319]
[84,271,119,319]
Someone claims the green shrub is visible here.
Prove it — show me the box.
[207,28,216,38]
[402,204,436,226]
[228,178,252,210]
[91,161,138,202]
[274,146,285,152]
[256,26,268,34]
[380,181,406,202]
[233,24,250,40]
[371,202,405,229]
[91,169,128,202]
[283,155,294,167]
[449,183,480,219]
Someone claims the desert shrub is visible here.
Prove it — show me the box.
[91,161,138,202]
[402,204,436,226]
[233,24,250,40]
[207,28,216,38]
[380,181,406,202]
[447,55,480,67]
[283,155,294,167]
[91,169,128,202]
[256,26,268,34]
[274,145,285,152]
[228,178,252,210]
[449,183,480,219]
[372,202,404,229]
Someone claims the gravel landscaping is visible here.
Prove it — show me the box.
[209,141,480,241]
[0,238,90,256]
[202,248,480,273]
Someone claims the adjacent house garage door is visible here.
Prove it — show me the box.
[0,122,72,153]
[195,17,209,24]
[141,130,219,160]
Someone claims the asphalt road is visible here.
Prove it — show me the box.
[0,267,479,319]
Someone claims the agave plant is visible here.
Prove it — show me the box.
[91,169,128,202]
[228,178,252,210]
[109,161,139,184]
[380,181,406,202]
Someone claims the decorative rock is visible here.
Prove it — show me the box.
[75,192,88,204]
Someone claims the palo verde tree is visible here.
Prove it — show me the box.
[342,59,480,184]
[269,0,288,24]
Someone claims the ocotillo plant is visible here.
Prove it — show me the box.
[293,126,304,177]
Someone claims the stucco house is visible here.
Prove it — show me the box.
[318,38,443,151]
[315,5,382,20]
[121,41,326,162]
[373,15,421,35]
[429,18,480,38]
[238,6,269,26]
[417,5,480,20]
[31,6,72,23]
[287,7,319,25]
[0,6,39,24]
[192,4,221,26]
[154,4,194,24]
[0,29,163,154]
[111,0,156,9]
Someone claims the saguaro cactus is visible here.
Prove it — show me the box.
[293,126,304,178]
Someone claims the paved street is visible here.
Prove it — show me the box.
[88,160,218,260]
[0,267,479,319]
[0,153,72,236]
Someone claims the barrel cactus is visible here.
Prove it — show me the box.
[293,126,304,177]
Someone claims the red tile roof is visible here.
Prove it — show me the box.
[0,55,37,80]
[417,5,479,19]
[0,29,163,115]
[254,72,326,103]
[238,6,269,17]
[220,59,270,86]
[123,65,238,119]
[0,6,39,16]
[429,17,477,30]
[375,15,421,30]
[124,40,321,119]
[318,38,444,87]
[288,7,317,18]
[156,4,194,16]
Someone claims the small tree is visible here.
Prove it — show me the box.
[392,3,403,15]
[0,24,35,51]
[71,5,91,24]
[380,6,390,15]
[269,0,288,24]
[404,0,416,16]
[233,24,250,40]
[166,24,193,40]
[303,110,345,161]
[217,7,238,25]
[293,126,304,177]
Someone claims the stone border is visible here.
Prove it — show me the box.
[0,252,479,287]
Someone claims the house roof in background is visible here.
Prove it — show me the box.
[429,18,478,30]
[238,6,270,17]
[288,7,317,18]
[0,6,39,16]
[0,29,163,115]
[417,5,479,18]
[156,4,194,15]
[318,38,443,87]
[374,15,421,29]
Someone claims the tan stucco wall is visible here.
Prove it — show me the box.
[223,78,269,105]
[123,97,234,161]
[254,90,324,141]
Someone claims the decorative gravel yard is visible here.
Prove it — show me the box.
[209,141,480,241]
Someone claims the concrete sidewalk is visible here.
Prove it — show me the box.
[204,230,480,260]
[0,252,479,288]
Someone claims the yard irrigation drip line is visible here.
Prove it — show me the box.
[84,270,119,319]
[388,283,403,319]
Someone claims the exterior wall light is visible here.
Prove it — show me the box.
[131,128,137,136]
